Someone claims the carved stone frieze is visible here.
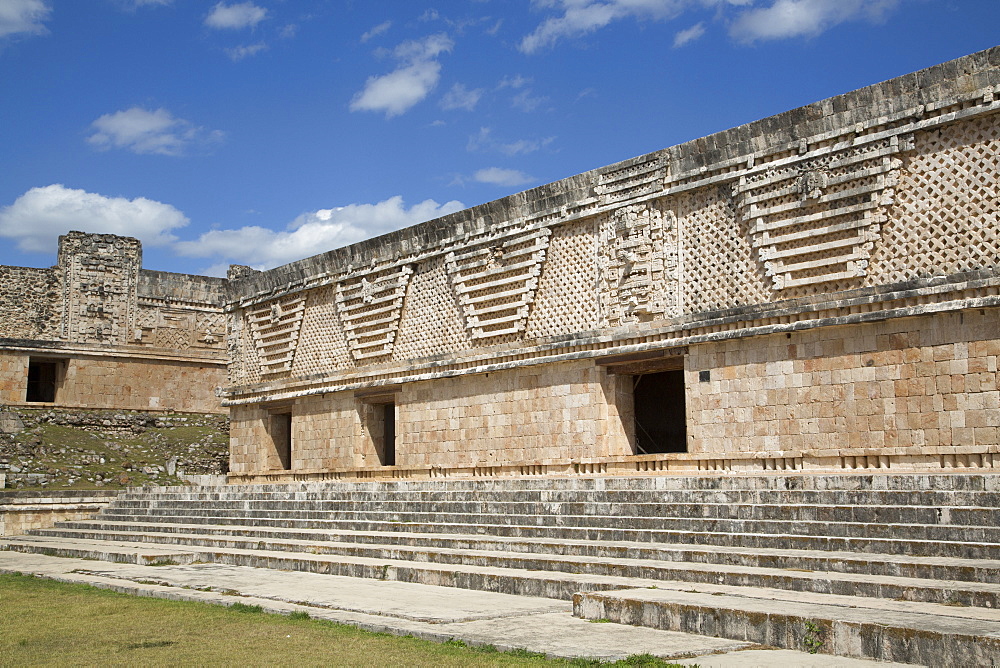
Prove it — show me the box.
[598,203,678,327]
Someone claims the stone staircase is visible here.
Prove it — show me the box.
[3,473,1000,665]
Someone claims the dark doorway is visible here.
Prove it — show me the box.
[633,370,687,453]
[270,413,292,470]
[378,402,396,466]
[26,359,62,403]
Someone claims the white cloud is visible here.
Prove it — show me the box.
[0,0,50,39]
[361,20,391,42]
[498,74,531,89]
[673,21,704,47]
[512,88,547,112]
[125,0,173,7]
[520,0,686,54]
[226,42,267,61]
[204,2,267,30]
[440,83,483,111]
[0,184,188,253]
[174,196,465,270]
[473,167,535,187]
[521,0,882,51]
[729,0,901,42]
[86,107,224,157]
[350,33,454,118]
[467,127,554,156]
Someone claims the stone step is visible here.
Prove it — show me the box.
[84,511,1000,559]
[22,525,1000,607]
[113,486,1000,507]
[573,586,1000,665]
[47,519,1000,584]
[103,498,999,525]
[143,473,1000,493]
[87,507,1000,544]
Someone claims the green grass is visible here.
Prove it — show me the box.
[0,573,694,667]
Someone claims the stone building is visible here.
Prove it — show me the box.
[0,232,227,414]
[224,47,1000,483]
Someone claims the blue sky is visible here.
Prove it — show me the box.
[1,0,997,277]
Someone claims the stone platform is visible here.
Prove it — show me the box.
[3,472,1000,665]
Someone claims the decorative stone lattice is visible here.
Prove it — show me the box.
[672,185,769,315]
[598,203,678,327]
[446,225,551,341]
[133,306,225,350]
[871,114,1000,284]
[596,155,667,205]
[336,263,414,362]
[393,257,469,361]
[59,232,141,344]
[247,295,306,376]
[734,137,910,293]
[291,286,353,376]
[525,219,600,339]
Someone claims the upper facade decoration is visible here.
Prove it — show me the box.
[222,47,1000,401]
[733,135,912,291]
[445,224,551,341]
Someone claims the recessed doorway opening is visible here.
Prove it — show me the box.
[632,369,687,454]
[26,358,65,404]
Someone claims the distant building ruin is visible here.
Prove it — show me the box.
[224,47,1000,482]
[0,232,226,414]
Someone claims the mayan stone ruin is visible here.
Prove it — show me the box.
[0,231,227,415]
[220,47,1000,484]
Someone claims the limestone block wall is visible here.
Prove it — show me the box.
[0,350,223,413]
[0,353,29,405]
[687,308,1000,459]
[397,361,631,469]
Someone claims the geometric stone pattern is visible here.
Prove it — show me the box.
[335,262,414,362]
[872,112,1000,285]
[394,257,469,362]
[445,224,551,341]
[733,136,908,295]
[247,295,306,377]
[671,185,770,314]
[525,219,600,339]
[290,286,353,377]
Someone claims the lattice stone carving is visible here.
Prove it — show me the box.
[446,225,551,341]
[596,155,667,205]
[336,263,414,361]
[734,137,912,292]
[393,257,469,361]
[247,295,306,376]
[598,203,678,327]
[871,113,1000,284]
[291,286,353,376]
[525,219,600,339]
